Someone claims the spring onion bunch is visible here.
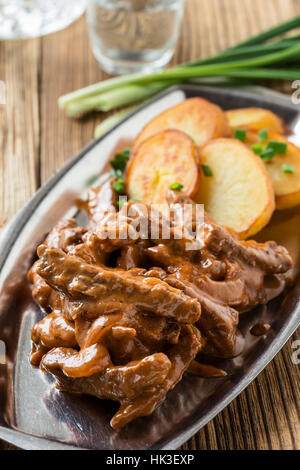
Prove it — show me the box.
[58,16,300,137]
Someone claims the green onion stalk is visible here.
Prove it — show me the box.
[94,105,140,138]
[57,15,300,137]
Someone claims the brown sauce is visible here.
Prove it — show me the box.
[188,360,227,378]
[250,322,271,337]
[26,182,294,429]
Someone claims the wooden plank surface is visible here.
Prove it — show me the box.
[0,0,299,450]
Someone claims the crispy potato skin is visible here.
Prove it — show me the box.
[195,138,275,239]
[126,130,200,209]
[127,103,295,236]
[245,131,300,210]
[132,97,231,152]
[226,107,288,134]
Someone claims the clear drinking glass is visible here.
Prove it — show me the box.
[86,0,185,75]
[0,1,87,40]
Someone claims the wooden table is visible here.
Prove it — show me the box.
[0,0,299,451]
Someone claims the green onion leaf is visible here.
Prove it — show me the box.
[202,164,213,177]
[123,148,130,158]
[110,149,130,172]
[170,182,184,191]
[267,140,287,155]
[261,148,275,162]
[282,164,294,174]
[230,15,300,49]
[252,144,264,155]
[113,179,126,194]
[259,129,269,142]
[234,128,247,142]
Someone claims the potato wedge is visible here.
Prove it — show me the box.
[132,97,231,152]
[226,107,287,134]
[195,138,275,239]
[245,131,300,210]
[126,130,200,211]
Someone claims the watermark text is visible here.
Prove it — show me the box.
[291,340,300,365]
[0,340,6,364]
[97,199,205,251]
[291,80,300,105]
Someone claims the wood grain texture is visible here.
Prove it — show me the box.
[0,0,299,451]
[0,39,40,230]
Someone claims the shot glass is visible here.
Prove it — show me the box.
[86,0,185,75]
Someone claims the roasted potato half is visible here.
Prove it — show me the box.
[132,97,231,152]
[126,130,200,211]
[195,138,275,239]
[226,107,287,134]
[245,131,300,210]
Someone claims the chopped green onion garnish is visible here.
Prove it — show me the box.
[259,129,269,142]
[110,148,130,172]
[116,198,126,210]
[201,164,213,177]
[252,144,264,155]
[110,169,123,178]
[113,179,126,194]
[234,129,247,142]
[170,182,184,191]
[267,140,287,155]
[260,148,275,162]
[282,164,294,174]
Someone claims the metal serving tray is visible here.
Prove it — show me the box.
[0,84,299,450]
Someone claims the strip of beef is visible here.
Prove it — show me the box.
[35,245,201,324]
[41,324,201,429]
[28,219,88,309]
[31,299,183,367]
[31,311,77,350]
[44,219,87,252]
[68,231,108,266]
[165,273,239,358]
[28,262,58,312]
[78,310,181,362]
[42,343,114,378]
[204,222,292,275]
